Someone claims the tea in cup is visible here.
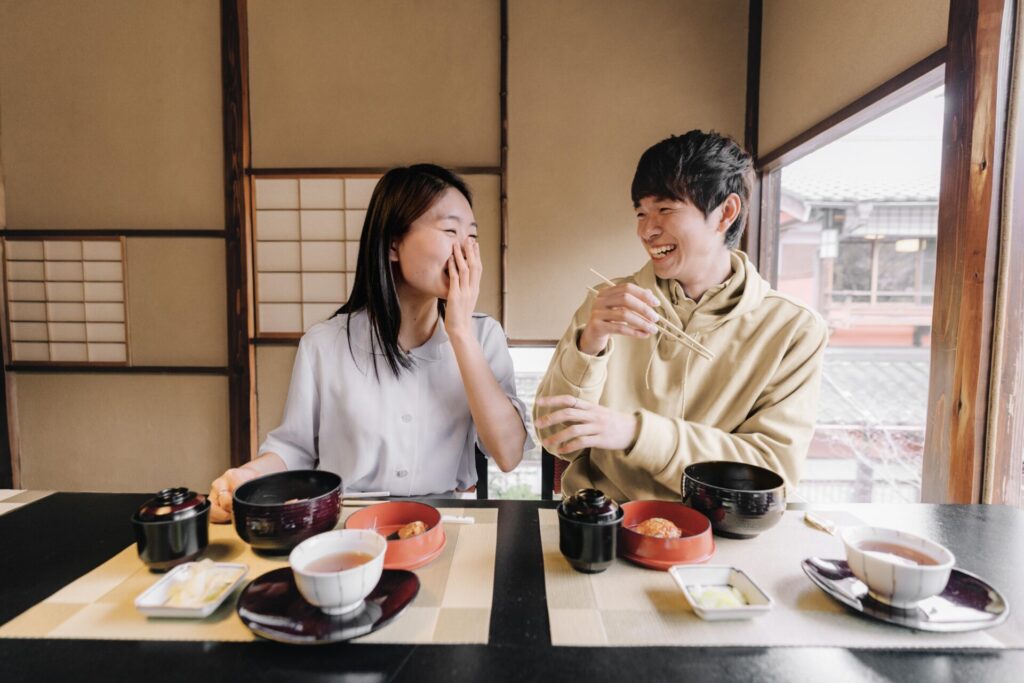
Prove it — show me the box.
[289,529,387,615]
[840,525,954,607]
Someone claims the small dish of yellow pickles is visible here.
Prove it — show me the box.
[135,560,248,618]
[669,565,773,621]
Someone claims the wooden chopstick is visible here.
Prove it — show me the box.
[587,269,715,361]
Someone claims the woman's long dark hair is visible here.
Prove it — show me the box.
[337,164,472,378]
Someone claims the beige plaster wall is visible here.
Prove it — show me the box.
[248,0,499,168]
[16,374,229,493]
[126,238,228,366]
[256,345,297,446]
[506,0,748,340]
[464,174,501,320]
[0,0,223,229]
[759,0,949,155]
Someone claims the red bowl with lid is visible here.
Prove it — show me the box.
[131,487,210,571]
[618,500,715,570]
[344,501,445,570]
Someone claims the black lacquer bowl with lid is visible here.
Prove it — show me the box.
[557,488,624,573]
[131,487,210,571]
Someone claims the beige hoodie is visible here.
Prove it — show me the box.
[534,251,827,501]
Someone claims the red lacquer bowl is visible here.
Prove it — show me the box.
[618,500,715,570]
[344,501,445,570]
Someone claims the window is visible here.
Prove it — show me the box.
[252,176,379,336]
[489,346,555,499]
[3,238,128,364]
[772,86,945,503]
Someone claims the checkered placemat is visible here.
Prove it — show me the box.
[0,490,53,517]
[539,508,1018,648]
[0,506,497,644]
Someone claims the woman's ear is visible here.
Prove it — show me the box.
[389,240,399,263]
[716,193,742,234]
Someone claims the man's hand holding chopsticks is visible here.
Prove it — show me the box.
[535,395,639,455]
[578,283,661,355]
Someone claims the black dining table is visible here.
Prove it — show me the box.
[1,493,1022,682]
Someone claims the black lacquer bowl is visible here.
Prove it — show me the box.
[682,461,785,539]
[233,470,342,553]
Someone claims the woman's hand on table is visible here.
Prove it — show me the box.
[208,452,288,523]
[534,395,639,455]
[209,468,258,523]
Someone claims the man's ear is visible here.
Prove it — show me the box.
[716,193,742,234]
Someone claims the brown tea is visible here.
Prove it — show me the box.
[305,551,375,573]
[857,541,938,566]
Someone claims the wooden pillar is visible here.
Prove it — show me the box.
[221,0,255,468]
[983,0,1024,506]
[740,0,762,262]
[923,0,1014,503]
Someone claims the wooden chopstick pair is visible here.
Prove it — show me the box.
[588,268,715,361]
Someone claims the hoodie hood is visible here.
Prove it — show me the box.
[633,250,768,334]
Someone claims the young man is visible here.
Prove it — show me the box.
[534,131,827,501]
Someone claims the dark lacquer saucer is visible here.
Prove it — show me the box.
[802,557,1009,633]
[237,567,419,644]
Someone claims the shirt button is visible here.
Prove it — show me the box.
[396,469,409,478]
[401,414,412,423]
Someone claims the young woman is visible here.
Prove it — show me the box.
[210,165,530,522]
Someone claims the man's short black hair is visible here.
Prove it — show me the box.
[631,130,753,249]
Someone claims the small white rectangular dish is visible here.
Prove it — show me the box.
[669,565,773,621]
[135,561,248,618]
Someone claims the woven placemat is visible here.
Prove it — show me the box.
[0,506,498,644]
[0,490,54,517]
[539,508,1017,648]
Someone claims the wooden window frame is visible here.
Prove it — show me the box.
[752,0,1021,504]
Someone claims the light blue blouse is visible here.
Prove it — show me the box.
[259,310,533,495]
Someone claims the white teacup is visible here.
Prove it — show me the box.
[840,525,955,608]
[289,529,387,615]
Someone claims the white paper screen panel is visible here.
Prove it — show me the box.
[4,238,129,363]
[253,176,380,335]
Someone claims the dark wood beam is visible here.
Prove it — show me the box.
[248,167,501,177]
[1,229,226,239]
[740,0,762,262]
[222,0,255,469]
[500,0,510,331]
[923,0,1014,503]
[743,0,762,160]
[0,255,15,488]
[6,365,229,375]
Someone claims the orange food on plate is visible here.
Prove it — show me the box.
[634,517,682,539]
[397,520,428,539]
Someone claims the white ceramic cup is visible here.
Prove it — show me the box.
[289,529,387,615]
[840,525,955,608]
